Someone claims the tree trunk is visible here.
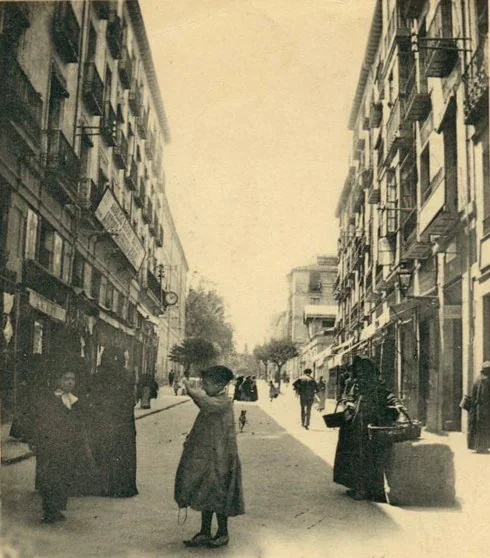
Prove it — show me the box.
[277,364,283,392]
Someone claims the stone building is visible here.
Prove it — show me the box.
[334,0,488,432]
[0,1,188,425]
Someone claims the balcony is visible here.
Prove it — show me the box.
[128,85,142,115]
[53,1,80,63]
[83,62,104,116]
[113,129,128,169]
[106,11,123,60]
[147,269,163,304]
[147,198,154,231]
[385,98,413,166]
[384,1,410,57]
[0,55,43,152]
[424,1,459,78]
[401,209,432,259]
[44,129,81,203]
[367,186,381,205]
[141,195,150,224]
[463,36,488,125]
[156,224,164,247]
[369,102,383,129]
[78,177,105,210]
[419,168,459,240]
[101,101,117,146]
[0,2,30,45]
[404,0,426,19]
[134,179,144,208]
[362,166,373,189]
[118,45,133,90]
[404,61,431,122]
[137,109,148,139]
[125,159,138,191]
[95,1,116,20]
[145,134,155,160]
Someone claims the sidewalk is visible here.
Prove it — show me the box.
[1,386,190,466]
[255,380,488,511]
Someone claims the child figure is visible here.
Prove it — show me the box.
[175,365,245,548]
[29,371,85,523]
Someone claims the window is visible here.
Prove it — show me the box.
[105,281,113,310]
[62,242,72,283]
[99,276,107,306]
[309,297,320,305]
[73,252,84,288]
[104,66,112,102]
[83,262,92,294]
[52,232,63,277]
[33,319,46,355]
[87,23,97,61]
[309,271,322,292]
[420,145,430,203]
[91,268,101,300]
[25,209,38,260]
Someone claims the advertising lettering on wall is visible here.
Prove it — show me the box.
[95,188,145,271]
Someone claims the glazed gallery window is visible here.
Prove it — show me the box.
[25,209,38,260]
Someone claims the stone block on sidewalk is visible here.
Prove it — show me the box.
[384,439,456,506]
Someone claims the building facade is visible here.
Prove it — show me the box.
[285,255,338,379]
[0,0,188,424]
[334,0,488,432]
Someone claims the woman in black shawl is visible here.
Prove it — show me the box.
[333,356,402,501]
[85,347,138,497]
[468,361,490,453]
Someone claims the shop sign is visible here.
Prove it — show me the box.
[28,290,66,322]
[95,189,145,271]
[445,305,462,320]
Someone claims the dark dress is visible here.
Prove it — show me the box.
[175,386,245,516]
[30,391,92,514]
[468,373,490,451]
[333,377,399,500]
[85,367,138,497]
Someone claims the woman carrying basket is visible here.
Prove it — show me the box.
[333,356,404,502]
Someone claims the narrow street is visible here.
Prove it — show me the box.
[2,385,489,558]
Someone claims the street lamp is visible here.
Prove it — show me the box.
[397,265,413,297]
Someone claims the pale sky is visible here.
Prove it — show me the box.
[140,0,376,351]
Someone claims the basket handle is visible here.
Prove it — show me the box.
[398,408,412,424]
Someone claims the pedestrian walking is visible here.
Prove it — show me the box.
[168,369,175,387]
[28,370,93,523]
[292,369,318,429]
[467,361,490,453]
[175,365,245,548]
[333,356,403,501]
[250,376,258,401]
[269,380,279,402]
[316,376,327,411]
[233,376,244,402]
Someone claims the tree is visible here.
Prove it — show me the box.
[253,344,271,381]
[169,338,220,377]
[185,283,235,357]
[263,338,298,390]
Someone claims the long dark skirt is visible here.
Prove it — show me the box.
[333,418,387,500]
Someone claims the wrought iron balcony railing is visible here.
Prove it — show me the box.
[463,36,488,125]
[83,62,104,116]
[118,45,133,89]
[53,1,80,63]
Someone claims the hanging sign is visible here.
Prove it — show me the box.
[28,289,66,322]
[95,188,145,271]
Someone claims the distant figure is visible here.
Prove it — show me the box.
[316,376,327,411]
[233,376,244,402]
[468,361,490,454]
[250,376,258,402]
[137,373,159,409]
[240,376,254,402]
[293,369,318,429]
[168,370,175,388]
[175,366,245,548]
[269,381,279,402]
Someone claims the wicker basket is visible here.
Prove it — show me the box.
[323,403,346,428]
[367,410,422,444]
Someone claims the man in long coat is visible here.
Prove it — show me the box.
[468,361,490,453]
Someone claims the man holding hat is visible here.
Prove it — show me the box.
[467,361,490,453]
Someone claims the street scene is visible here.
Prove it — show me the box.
[2,384,490,558]
[1,0,490,557]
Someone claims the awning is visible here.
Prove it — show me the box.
[314,345,334,366]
